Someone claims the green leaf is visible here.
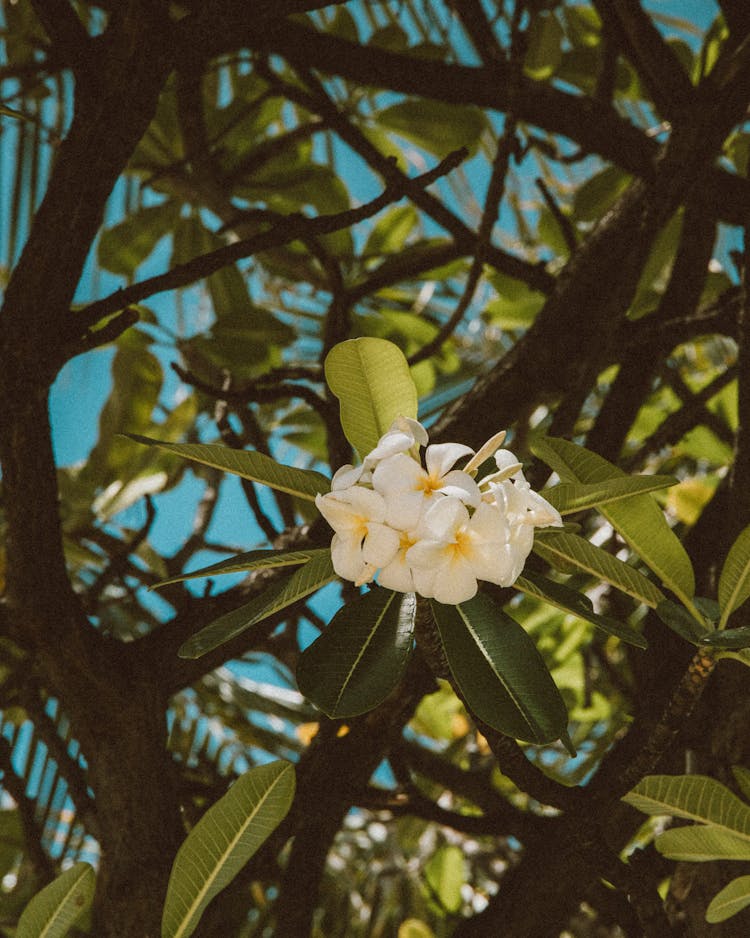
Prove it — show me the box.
[151,548,318,589]
[127,435,330,501]
[324,338,418,459]
[733,766,750,802]
[706,875,750,923]
[296,589,415,718]
[424,845,465,913]
[573,166,632,223]
[162,761,295,938]
[543,475,678,515]
[98,202,180,278]
[17,862,95,938]
[532,437,695,606]
[178,550,336,658]
[524,10,564,80]
[701,625,750,649]
[718,523,750,626]
[623,775,750,837]
[377,99,485,158]
[430,593,570,747]
[398,921,436,938]
[655,599,708,643]
[515,571,647,648]
[655,826,750,862]
[533,530,664,608]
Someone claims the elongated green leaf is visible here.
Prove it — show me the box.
[324,338,418,459]
[179,550,336,658]
[542,475,677,515]
[701,625,750,649]
[655,825,750,862]
[431,593,570,747]
[516,571,647,648]
[623,775,750,838]
[127,435,330,501]
[533,530,665,608]
[655,599,708,643]
[17,862,95,938]
[718,523,750,625]
[152,548,317,589]
[296,589,415,717]
[424,845,465,913]
[706,875,750,923]
[162,761,295,938]
[533,437,694,604]
[733,766,750,802]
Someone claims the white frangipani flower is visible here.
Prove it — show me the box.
[406,497,517,604]
[319,419,561,602]
[315,486,400,586]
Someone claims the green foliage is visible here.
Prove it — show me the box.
[533,437,696,608]
[152,548,319,589]
[17,862,95,938]
[296,589,415,718]
[324,337,418,459]
[179,550,336,658]
[430,593,571,749]
[129,435,330,501]
[624,771,750,924]
[718,523,750,626]
[162,761,295,938]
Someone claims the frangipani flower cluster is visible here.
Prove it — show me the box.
[316,418,563,605]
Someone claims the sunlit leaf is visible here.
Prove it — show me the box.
[296,589,415,717]
[718,523,750,625]
[431,593,570,748]
[17,862,95,938]
[623,775,750,836]
[516,571,647,648]
[533,437,694,605]
[127,435,330,501]
[324,337,418,459]
[424,845,465,913]
[162,761,295,938]
[655,825,750,862]
[533,530,664,608]
[179,550,336,658]
[706,875,750,923]
[543,475,677,515]
[151,548,318,589]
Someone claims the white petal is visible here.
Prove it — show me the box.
[431,556,478,605]
[331,464,363,490]
[372,452,424,496]
[438,469,481,506]
[421,496,468,538]
[331,534,366,582]
[425,442,473,478]
[362,522,400,567]
[382,490,425,531]
[378,554,416,593]
[346,486,387,522]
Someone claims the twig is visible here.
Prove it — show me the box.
[74,148,468,329]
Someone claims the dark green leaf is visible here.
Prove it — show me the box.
[151,548,319,589]
[430,593,570,746]
[296,589,415,717]
[179,550,336,658]
[516,571,647,648]
[701,625,750,649]
[655,599,709,643]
